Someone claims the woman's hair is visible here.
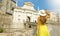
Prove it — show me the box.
[37,16,47,24]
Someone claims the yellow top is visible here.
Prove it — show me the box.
[38,24,50,36]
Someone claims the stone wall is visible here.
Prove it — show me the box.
[0,33,8,36]
[0,14,12,32]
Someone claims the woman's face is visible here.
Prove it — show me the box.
[40,16,47,24]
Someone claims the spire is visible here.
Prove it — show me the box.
[38,6,39,11]
[16,0,18,6]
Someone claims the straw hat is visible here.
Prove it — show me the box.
[39,10,47,16]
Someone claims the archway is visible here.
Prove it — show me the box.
[27,16,30,22]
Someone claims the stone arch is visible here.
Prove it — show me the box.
[27,16,31,22]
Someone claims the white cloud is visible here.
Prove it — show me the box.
[47,0,60,13]
[48,0,60,8]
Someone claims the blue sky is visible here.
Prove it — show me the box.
[14,0,60,13]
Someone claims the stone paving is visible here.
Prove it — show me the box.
[0,22,60,36]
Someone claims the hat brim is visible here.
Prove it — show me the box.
[39,13,47,16]
[38,12,47,16]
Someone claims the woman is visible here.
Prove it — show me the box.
[37,10,50,36]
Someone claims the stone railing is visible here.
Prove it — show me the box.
[0,33,7,36]
[0,28,35,36]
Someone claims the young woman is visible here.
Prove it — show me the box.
[37,10,50,36]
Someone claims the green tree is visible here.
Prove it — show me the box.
[0,27,3,33]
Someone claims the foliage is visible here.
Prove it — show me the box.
[0,27,3,33]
